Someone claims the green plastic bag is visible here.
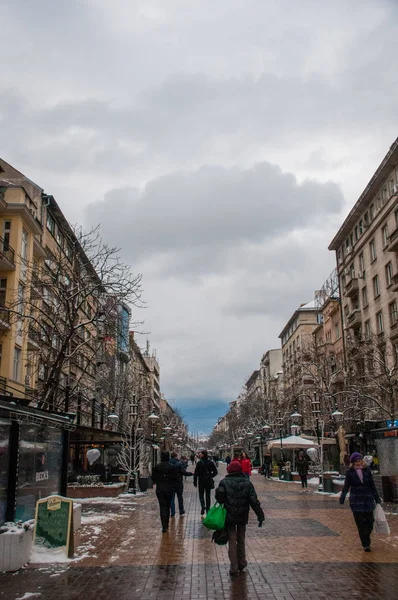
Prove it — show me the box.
[202,502,227,531]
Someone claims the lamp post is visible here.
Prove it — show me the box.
[148,412,159,476]
[311,392,323,491]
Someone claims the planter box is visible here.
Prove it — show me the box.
[0,524,34,572]
[67,484,125,498]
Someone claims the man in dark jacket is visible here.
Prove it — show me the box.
[296,450,311,489]
[194,450,218,515]
[215,461,265,576]
[152,451,179,533]
[169,451,192,517]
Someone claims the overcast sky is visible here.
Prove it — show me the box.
[2,0,398,432]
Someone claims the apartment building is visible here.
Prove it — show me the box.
[312,296,344,394]
[329,137,398,366]
[279,300,320,415]
[143,342,161,407]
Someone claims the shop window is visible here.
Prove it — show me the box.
[15,424,63,521]
[0,418,10,525]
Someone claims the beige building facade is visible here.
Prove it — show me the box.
[329,137,398,367]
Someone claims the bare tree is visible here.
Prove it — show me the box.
[8,225,144,419]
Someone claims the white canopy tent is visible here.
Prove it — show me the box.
[267,435,318,450]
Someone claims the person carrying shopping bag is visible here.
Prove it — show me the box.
[339,452,381,552]
[215,460,264,576]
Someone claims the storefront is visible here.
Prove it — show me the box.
[0,397,74,525]
[69,426,124,482]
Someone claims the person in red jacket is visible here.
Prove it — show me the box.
[241,452,252,479]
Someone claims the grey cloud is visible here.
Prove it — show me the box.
[86,163,343,277]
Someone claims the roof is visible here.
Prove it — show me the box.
[279,299,318,339]
[329,136,398,250]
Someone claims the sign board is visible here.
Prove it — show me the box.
[386,420,398,428]
[34,495,74,557]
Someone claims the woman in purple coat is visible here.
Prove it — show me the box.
[339,452,381,552]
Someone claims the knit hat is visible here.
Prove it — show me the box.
[227,461,243,474]
[350,452,362,463]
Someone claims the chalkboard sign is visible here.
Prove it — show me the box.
[34,495,74,557]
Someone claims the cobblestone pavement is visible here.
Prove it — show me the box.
[1,466,398,599]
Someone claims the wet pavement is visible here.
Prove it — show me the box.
[1,466,398,599]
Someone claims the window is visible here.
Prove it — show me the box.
[373,275,380,298]
[17,283,24,314]
[382,187,388,203]
[0,278,6,306]
[55,227,62,246]
[3,220,11,251]
[362,286,368,307]
[370,204,375,221]
[20,229,29,281]
[382,224,389,248]
[359,253,365,274]
[386,262,393,286]
[389,179,395,195]
[364,212,369,227]
[46,212,55,235]
[395,208,398,228]
[334,322,340,340]
[376,311,384,334]
[13,346,22,381]
[359,220,363,235]
[369,239,376,262]
[364,320,371,339]
[354,226,359,241]
[389,300,398,326]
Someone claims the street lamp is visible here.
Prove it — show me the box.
[331,405,343,419]
[148,412,159,472]
[290,406,302,419]
[108,412,119,423]
[311,392,323,491]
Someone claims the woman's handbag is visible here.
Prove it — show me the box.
[202,502,227,531]
[374,504,390,535]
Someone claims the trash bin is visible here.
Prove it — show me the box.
[323,476,333,493]
[284,471,293,482]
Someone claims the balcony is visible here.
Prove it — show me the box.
[0,237,15,271]
[388,226,398,253]
[345,309,362,330]
[0,305,10,329]
[0,377,7,393]
[344,277,359,298]
[391,272,398,292]
[27,325,41,350]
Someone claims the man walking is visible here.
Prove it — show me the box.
[169,451,192,517]
[296,450,311,490]
[152,451,179,533]
[215,461,264,576]
[194,450,218,515]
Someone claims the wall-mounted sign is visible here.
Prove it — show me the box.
[34,495,74,557]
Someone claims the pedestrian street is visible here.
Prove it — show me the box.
[1,466,398,600]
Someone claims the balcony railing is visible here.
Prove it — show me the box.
[388,226,398,253]
[0,236,15,267]
[344,277,359,298]
[0,305,10,325]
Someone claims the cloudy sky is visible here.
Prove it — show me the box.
[2,0,398,432]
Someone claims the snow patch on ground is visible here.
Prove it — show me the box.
[30,547,73,564]
[16,592,41,599]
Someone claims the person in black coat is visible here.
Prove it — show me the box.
[216,460,264,576]
[152,451,179,533]
[296,451,311,489]
[169,452,192,517]
[340,452,381,551]
[194,450,218,515]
